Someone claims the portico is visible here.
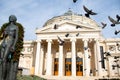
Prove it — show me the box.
[35,37,102,77]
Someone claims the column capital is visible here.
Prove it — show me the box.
[94,38,100,42]
[70,38,76,42]
[36,40,42,42]
[46,39,52,43]
[82,38,89,42]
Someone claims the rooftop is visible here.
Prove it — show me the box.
[43,10,100,29]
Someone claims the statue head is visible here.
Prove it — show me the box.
[9,15,17,23]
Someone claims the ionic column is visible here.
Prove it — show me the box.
[71,38,76,76]
[95,39,102,76]
[83,39,90,76]
[46,39,52,75]
[58,42,64,76]
[39,45,44,75]
[94,41,98,76]
[35,40,41,75]
[118,58,120,76]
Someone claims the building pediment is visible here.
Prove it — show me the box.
[36,21,101,34]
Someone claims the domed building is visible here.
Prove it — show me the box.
[19,10,120,79]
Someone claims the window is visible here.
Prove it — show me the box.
[100,46,105,68]
[27,47,32,52]
[76,57,83,62]
[65,58,71,62]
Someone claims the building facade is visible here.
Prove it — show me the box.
[19,10,120,79]
[18,41,36,75]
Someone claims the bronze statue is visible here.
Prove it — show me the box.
[0,15,18,80]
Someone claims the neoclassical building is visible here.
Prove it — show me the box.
[18,41,36,75]
[19,10,120,79]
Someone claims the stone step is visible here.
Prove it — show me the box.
[40,75,120,80]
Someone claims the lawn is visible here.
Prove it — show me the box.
[17,75,46,80]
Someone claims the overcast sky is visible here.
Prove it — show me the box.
[0,0,120,40]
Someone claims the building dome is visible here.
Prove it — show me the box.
[43,10,100,29]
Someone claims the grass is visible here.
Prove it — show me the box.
[17,75,46,80]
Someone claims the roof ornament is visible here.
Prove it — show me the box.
[63,8,73,16]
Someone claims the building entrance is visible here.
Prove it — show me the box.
[65,58,71,76]
[76,57,83,76]
[54,58,58,75]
